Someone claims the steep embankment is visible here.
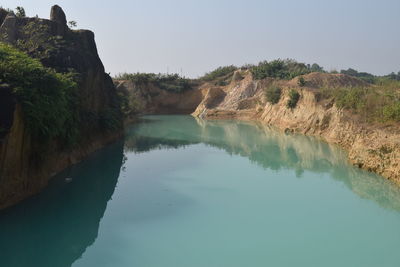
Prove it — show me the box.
[0,6,122,209]
[191,71,400,183]
[114,79,205,115]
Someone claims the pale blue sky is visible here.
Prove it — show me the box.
[2,0,400,77]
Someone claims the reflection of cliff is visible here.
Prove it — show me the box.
[0,141,124,267]
[125,116,400,212]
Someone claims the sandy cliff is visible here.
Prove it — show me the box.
[114,79,205,115]
[191,71,400,183]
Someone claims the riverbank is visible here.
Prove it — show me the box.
[191,71,400,183]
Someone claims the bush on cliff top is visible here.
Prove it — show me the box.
[251,59,311,80]
[115,72,192,93]
[0,42,79,144]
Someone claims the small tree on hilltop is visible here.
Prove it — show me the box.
[15,6,26,17]
[68,21,77,28]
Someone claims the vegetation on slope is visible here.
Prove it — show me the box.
[317,79,400,123]
[287,89,300,109]
[264,85,282,104]
[0,42,80,144]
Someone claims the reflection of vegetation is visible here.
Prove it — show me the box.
[124,115,400,212]
[125,135,196,153]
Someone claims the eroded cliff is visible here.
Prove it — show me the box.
[0,6,123,209]
[191,71,400,183]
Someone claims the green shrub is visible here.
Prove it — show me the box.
[200,65,237,81]
[335,87,367,110]
[251,59,310,80]
[298,76,306,87]
[382,103,400,122]
[15,6,25,17]
[264,86,282,104]
[0,42,79,144]
[287,89,300,109]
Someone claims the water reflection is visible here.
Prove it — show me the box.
[0,115,400,267]
[126,115,400,212]
[0,142,124,267]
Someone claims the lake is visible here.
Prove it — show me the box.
[1,115,400,267]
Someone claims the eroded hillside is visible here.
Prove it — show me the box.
[118,69,399,183]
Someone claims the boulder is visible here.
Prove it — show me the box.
[50,5,67,25]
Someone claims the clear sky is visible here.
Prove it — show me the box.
[2,0,400,77]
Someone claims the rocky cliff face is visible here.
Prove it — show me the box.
[191,71,400,183]
[114,79,204,115]
[0,6,122,209]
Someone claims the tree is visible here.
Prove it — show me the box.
[15,6,25,17]
[310,63,324,72]
[68,21,77,28]
[341,68,358,76]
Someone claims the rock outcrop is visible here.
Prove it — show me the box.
[50,5,67,25]
[0,6,122,209]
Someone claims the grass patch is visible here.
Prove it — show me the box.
[317,80,400,123]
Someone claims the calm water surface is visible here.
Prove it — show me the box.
[1,115,400,267]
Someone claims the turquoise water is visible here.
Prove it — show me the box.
[1,115,400,267]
